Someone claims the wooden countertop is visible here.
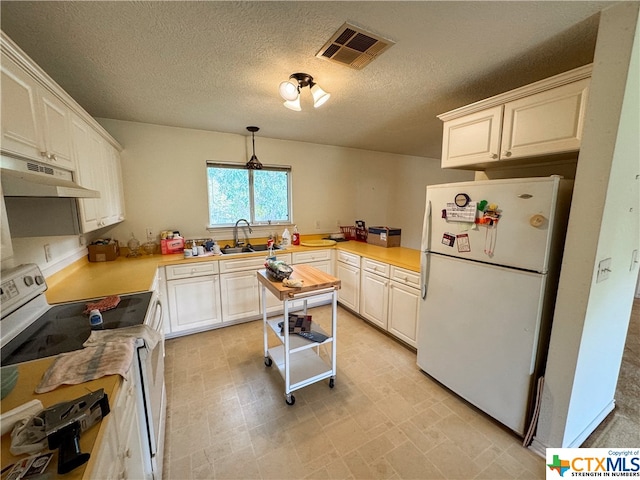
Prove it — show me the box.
[0,358,122,479]
[45,241,419,305]
[257,265,341,301]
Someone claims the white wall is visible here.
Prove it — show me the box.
[533,2,640,450]
[96,119,472,251]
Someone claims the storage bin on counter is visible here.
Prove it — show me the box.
[160,237,185,254]
[367,227,401,247]
[88,242,120,262]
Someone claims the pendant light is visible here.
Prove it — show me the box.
[245,126,263,170]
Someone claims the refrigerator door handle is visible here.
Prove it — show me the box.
[421,252,430,299]
[420,199,431,252]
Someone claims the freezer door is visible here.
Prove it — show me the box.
[417,254,546,435]
[426,177,567,272]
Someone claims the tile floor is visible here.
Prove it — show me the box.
[162,305,544,479]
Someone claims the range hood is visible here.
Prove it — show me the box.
[1,156,100,198]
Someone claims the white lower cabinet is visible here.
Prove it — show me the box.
[359,258,389,330]
[165,262,222,336]
[291,249,334,309]
[89,376,146,479]
[335,251,360,312]
[219,254,292,323]
[388,266,421,348]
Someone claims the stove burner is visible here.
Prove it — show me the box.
[1,292,152,366]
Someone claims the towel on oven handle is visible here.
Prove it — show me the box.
[82,324,162,350]
[35,338,136,393]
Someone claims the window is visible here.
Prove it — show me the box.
[206,162,291,227]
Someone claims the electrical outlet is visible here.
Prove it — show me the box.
[315,220,321,230]
[596,257,612,283]
[146,228,153,239]
[44,244,51,263]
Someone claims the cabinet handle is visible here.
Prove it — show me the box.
[489,153,498,159]
[125,448,132,458]
[191,268,196,275]
[40,151,49,159]
[503,151,512,158]
[50,154,57,161]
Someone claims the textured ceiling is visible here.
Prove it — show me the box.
[0,1,610,158]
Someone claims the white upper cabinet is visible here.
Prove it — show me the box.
[1,55,74,170]
[439,64,592,170]
[72,114,125,232]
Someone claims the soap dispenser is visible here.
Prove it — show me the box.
[281,228,291,248]
[292,225,300,246]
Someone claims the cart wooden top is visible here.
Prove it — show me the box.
[257,264,341,300]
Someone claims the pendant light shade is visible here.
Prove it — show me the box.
[310,84,331,108]
[278,73,330,110]
[245,126,263,170]
[278,79,299,101]
[283,94,302,111]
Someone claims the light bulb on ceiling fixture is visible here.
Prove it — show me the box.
[278,79,299,101]
[283,94,301,111]
[278,73,330,110]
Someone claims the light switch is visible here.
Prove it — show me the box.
[596,257,612,283]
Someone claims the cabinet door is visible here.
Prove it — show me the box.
[0,55,42,160]
[72,115,103,232]
[120,400,146,480]
[38,88,74,170]
[220,271,261,322]
[336,261,360,312]
[360,270,388,329]
[501,78,589,160]
[101,143,126,226]
[87,416,121,479]
[388,281,419,347]
[167,276,222,333]
[441,106,503,168]
[0,185,13,260]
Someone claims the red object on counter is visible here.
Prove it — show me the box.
[292,232,300,245]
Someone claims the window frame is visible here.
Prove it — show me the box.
[205,161,293,229]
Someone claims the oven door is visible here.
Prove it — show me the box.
[138,294,166,479]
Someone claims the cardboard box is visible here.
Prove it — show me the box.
[88,242,120,262]
[161,237,185,254]
[367,227,401,247]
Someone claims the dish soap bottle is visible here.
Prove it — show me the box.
[281,228,291,248]
[292,225,300,246]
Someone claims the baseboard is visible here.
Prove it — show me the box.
[529,438,547,457]
[567,400,616,447]
[530,400,616,455]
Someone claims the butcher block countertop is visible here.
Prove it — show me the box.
[45,240,419,305]
[0,358,122,479]
[257,264,341,301]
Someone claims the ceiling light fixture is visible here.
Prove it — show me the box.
[245,126,263,170]
[278,73,330,111]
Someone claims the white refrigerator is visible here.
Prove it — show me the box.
[417,176,573,436]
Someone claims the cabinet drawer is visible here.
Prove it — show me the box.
[390,266,420,289]
[361,258,389,277]
[337,251,360,267]
[292,249,332,264]
[219,253,291,274]
[166,261,218,280]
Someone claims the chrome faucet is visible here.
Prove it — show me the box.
[234,219,253,247]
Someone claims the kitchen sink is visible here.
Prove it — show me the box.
[221,244,279,255]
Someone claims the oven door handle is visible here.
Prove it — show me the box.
[149,298,164,333]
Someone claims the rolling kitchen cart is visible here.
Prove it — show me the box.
[257,265,341,405]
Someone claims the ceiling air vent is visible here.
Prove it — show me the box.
[316,22,394,70]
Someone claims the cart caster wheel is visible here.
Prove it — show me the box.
[264,357,272,367]
[329,378,335,388]
[285,394,295,405]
